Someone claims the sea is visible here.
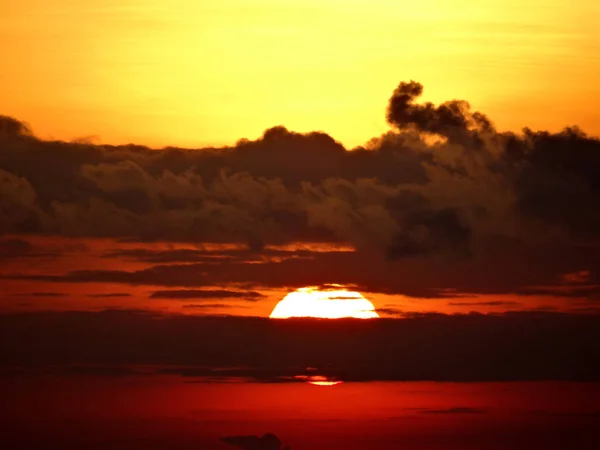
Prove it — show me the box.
[2,376,599,450]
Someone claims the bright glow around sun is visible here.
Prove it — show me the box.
[270,285,379,319]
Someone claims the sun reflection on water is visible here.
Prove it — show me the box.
[294,374,343,386]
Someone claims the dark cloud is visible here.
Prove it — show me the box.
[517,285,600,299]
[508,127,600,238]
[0,238,32,258]
[149,289,265,300]
[570,306,600,314]
[221,433,286,450]
[386,80,493,146]
[8,268,165,285]
[1,310,599,381]
[532,410,600,418]
[0,112,428,251]
[0,115,33,138]
[418,407,487,415]
[0,237,80,260]
[103,248,237,264]
[86,293,131,298]
[101,247,324,264]
[181,303,252,310]
[385,191,471,259]
[523,305,560,312]
[15,292,69,297]
[376,307,404,316]
[448,301,521,307]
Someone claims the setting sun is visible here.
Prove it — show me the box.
[270,285,379,319]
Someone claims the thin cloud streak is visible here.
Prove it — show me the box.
[149,289,265,301]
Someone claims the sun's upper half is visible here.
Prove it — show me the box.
[270,285,379,319]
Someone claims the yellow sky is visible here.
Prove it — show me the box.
[1,0,599,148]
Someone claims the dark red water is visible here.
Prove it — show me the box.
[2,376,599,449]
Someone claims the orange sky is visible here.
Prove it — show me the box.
[1,0,599,319]
[1,0,599,148]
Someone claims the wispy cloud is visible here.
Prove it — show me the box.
[149,289,265,301]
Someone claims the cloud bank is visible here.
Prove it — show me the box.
[1,81,598,260]
[2,80,599,307]
[1,310,599,381]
